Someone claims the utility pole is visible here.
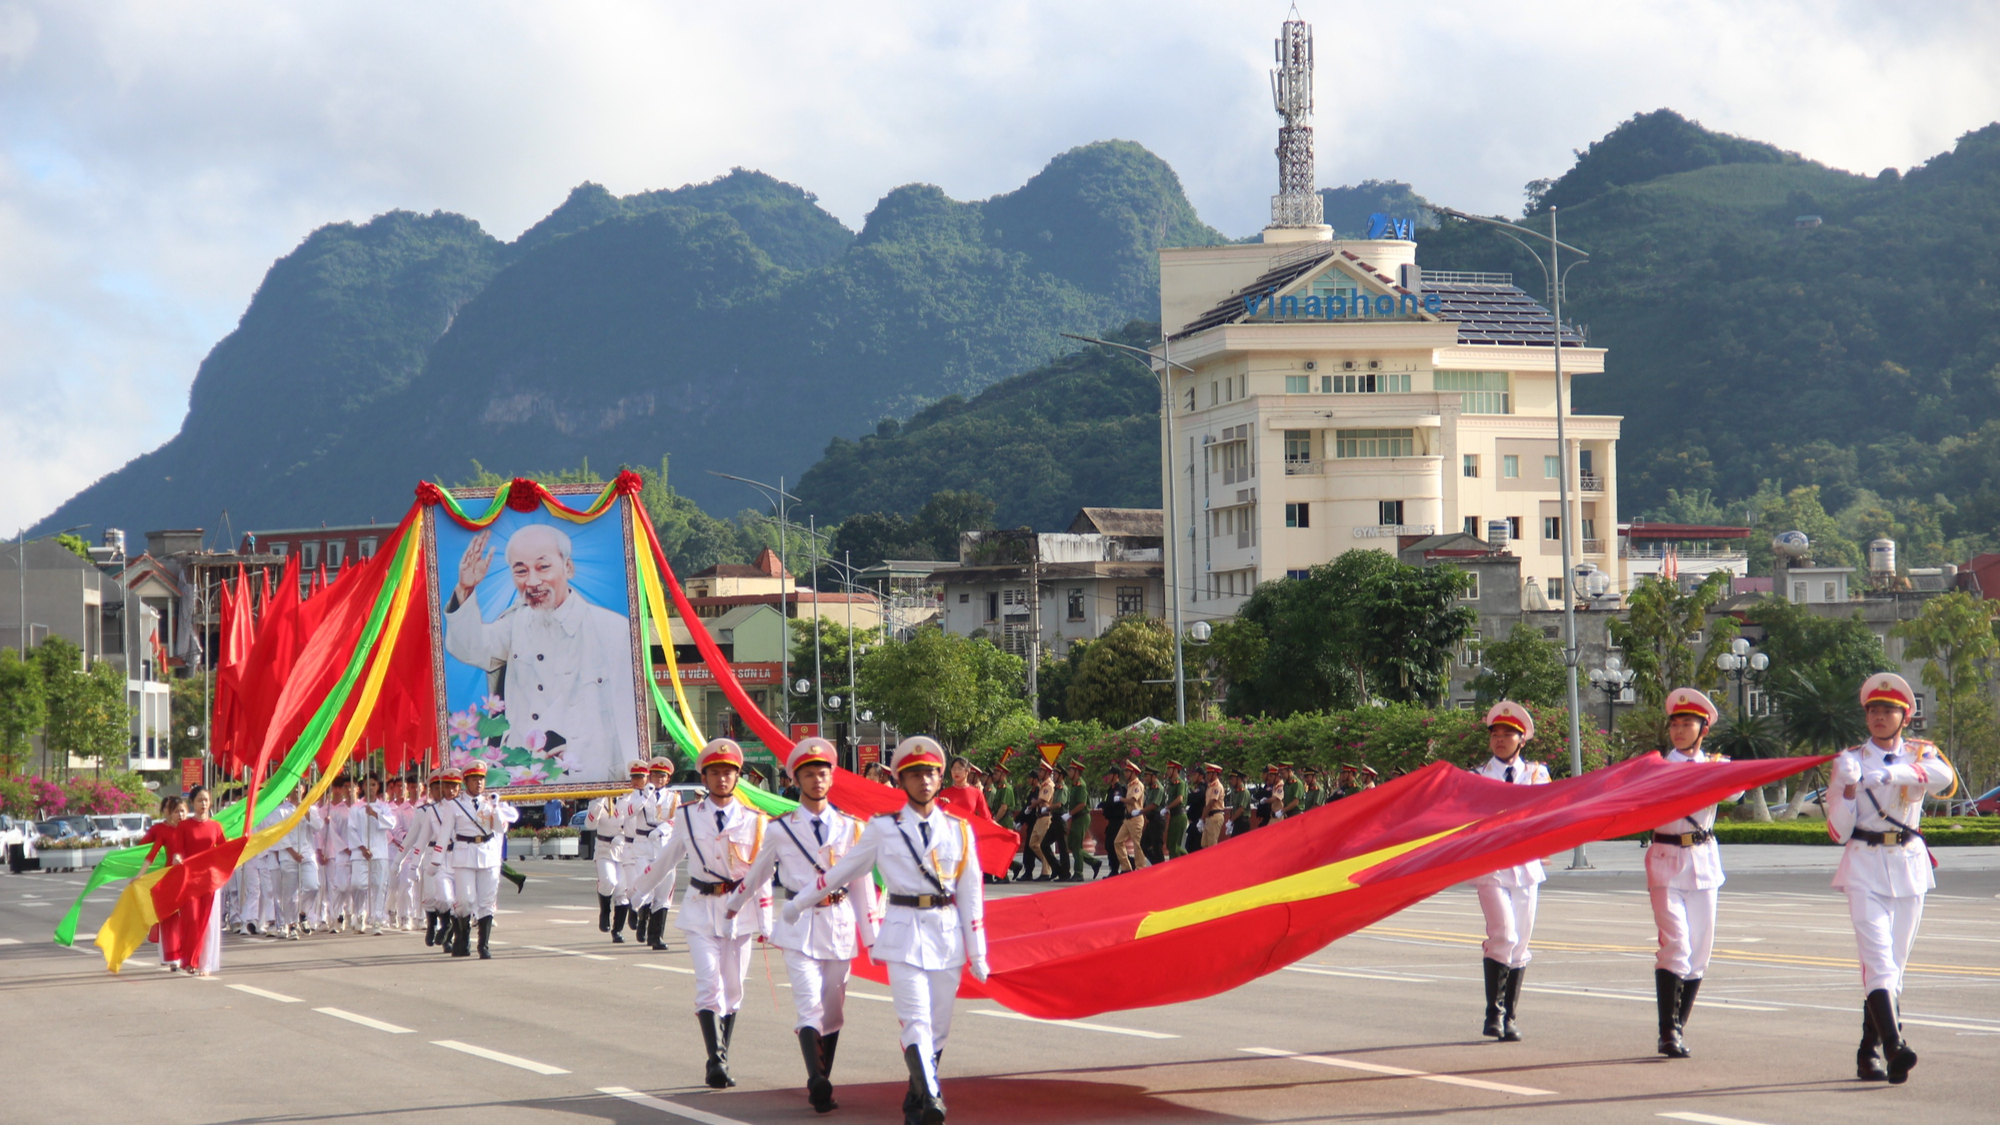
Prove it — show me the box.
[708,471,801,731]
[811,515,823,734]
[1027,538,1041,716]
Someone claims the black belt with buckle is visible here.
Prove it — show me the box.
[888,893,954,909]
[1853,828,1909,846]
[783,888,848,906]
[690,878,741,896]
[1652,829,1713,847]
[454,834,492,844]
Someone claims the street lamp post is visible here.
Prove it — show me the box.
[1715,637,1769,716]
[1434,205,1591,868]
[709,472,801,729]
[1586,654,1635,740]
[1060,333,1197,724]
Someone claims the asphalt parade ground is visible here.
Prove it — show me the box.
[5,846,1997,1125]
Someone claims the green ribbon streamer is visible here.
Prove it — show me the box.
[53,528,417,946]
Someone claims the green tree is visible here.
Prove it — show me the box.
[1707,712,1787,821]
[787,618,881,695]
[1769,666,1866,818]
[37,638,132,774]
[1609,572,1739,708]
[1743,598,1889,695]
[169,671,211,767]
[1748,484,1859,576]
[914,490,997,560]
[1644,487,1733,526]
[0,647,47,774]
[1064,616,1177,728]
[1467,624,1568,708]
[54,532,92,560]
[829,511,937,570]
[856,629,1025,751]
[1892,590,2000,788]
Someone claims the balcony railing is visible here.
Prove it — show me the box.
[1622,542,1749,560]
[1579,472,1603,492]
[1581,538,1605,555]
[1284,459,1321,476]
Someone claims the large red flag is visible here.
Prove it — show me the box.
[225,552,302,773]
[918,751,1829,1019]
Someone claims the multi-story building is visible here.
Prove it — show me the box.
[1159,233,1622,617]
[933,508,1166,659]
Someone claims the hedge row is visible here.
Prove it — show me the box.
[968,702,1614,781]
[1629,819,2000,847]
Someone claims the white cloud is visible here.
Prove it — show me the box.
[3,0,1996,531]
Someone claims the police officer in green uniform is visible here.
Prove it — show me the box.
[1300,767,1325,812]
[1226,771,1251,836]
[1164,761,1190,858]
[1062,760,1101,880]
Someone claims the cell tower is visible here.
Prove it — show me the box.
[1269,8,1323,228]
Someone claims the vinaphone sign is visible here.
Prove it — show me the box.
[1243,289,1443,321]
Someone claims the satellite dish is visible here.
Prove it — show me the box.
[1772,530,1810,559]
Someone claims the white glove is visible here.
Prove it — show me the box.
[1860,767,1892,788]
[1830,755,1862,787]
[781,899,804,926]
[969,955,990,983]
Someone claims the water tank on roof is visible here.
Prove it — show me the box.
[1868,538,1896,576]
[1486,519,1511,549]
[1772,531,1810,559]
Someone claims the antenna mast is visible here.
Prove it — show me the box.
[1269,9,1322,228]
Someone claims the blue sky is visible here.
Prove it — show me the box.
[4,0,1998,533]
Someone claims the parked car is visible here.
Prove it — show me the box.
[36,815,98,843]
[88,814,153,845]
[1945,784,2000,817]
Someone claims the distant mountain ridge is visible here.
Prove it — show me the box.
[35,141,1221,539]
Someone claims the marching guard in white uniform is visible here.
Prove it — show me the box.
[1646,688,1735,1058]
[319,776,359,931]
[628,757,684,951]
[653,739,771,1088]
[355,776,399,935]
[411,771,460,948]
[1468,701,1549,1042]
[389,776,421,930]
[277,784,320,938]
[440,761,518,959]
[787,737,988,1125]
[592,762,644,941]
[727,738,881,1113]
[1827,672,1956,1084]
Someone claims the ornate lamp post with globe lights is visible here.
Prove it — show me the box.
[1715,637,1769,717]
[1587,656,1635,740]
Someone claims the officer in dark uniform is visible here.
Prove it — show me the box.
[1098,768,1126,876]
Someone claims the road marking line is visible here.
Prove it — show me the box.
[1284,966,1431,983]
[548,905,596,910]
[1242,1047,1551,1096]
[850,990,893,1002]
[550,920,591,925]
[432,1040,568,1074]
[1363,925,2000,977]
[316,1007,413,1033]
[975,1010,1178,1039]
[1658,1113,1783,1125]
[598,1085,752,1125]
[1905,1017,2000,1032]
[638,963,695,975]
[524,943,614,961]
[1524,987,1780,1011]
[227,983,301,1003]
[0,938,20,945]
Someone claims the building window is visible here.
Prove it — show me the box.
[1823,581,1837,601]
[1502,455,1520,478]
[1463,454,1479,478]
[1379,500,1405,526]
[270,543,290,557]
[1464,516,1480,536]
[1286,569,1310,580]
[1326,372,1412,394]
[301,542,320,569]
[1580,518,1596,541]
[1286,375,1310,393]
[1747,689,1769,715]
[357,537,378,560]
[1462,631,1482,666]
[1335,428,1415,459]
[1542,515,1561,541]
[1508,516,1523,541]
[1543,455,1561,480]
[958,593,969,603]
[1456,699,1476,711]
[326,541,345,568]
[1462,572,1480,600]
[1116,586,1143,616]
[1210,382,1219,406]
[1434,370,1511,414]
[1285,502,1310,528]
[986,592,999,621]
[1066,588,1085,620]
[1547,577,1563,601]
[1184,386,1196,412]
[1003,588,1030,607]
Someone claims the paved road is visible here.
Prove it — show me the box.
[4,847,1996,1125]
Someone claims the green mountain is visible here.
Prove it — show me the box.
[34,142,1222,538]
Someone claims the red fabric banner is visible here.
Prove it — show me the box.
[855,751,1830,1019]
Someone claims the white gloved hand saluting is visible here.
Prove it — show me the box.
[1860,767,1892,788]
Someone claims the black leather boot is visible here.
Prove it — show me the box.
[423,910,438,947]
[820,1029,839,1075]
[1857,1007,1887,1080]
[611,903,628,944]
[597,893,612,932]
[1499,966,1525,1041]
[698,1010,729,1089]
[450,914,471,957]
[648,908,669,951]
[1481,958,1506,1037]
[1866,989,1916,1084]
[633,905,651,946]
[1676,976,1701,1040]
[717,1012,738,1087]
[903,1043,944,1125]
[476,915,492,960]
[799,1027,835,1112]
[1655,969,1689,1057]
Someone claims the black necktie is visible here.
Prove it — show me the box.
[1504,765,1515,784]
[919,820,931,847]
[714,809,726,833]
[811,817,825,846]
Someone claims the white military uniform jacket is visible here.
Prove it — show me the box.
[656,795,770,939]
[353,799,398,859]
[625,785,677,845]
[439,793,517,869]
[1469,756,1551,888]
[285,803,323,863]
[319,800,358,862]
[1645,748,1732,891]
[442,588,641,782]
[405,798,450,860]
[726,805,880,961]
[586,793,629,855]
[797,806,986,972]
[1827,736,1955,897]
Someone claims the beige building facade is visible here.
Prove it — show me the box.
[1158,229,1623,617]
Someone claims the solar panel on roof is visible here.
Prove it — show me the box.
[1170,266,1582,347]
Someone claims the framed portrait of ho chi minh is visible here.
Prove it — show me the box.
[422,483,651,794]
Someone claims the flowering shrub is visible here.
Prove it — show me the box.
[63,778,139,815]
